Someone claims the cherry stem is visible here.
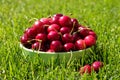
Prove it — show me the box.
[28,18,39,23]
[70,22,75,35]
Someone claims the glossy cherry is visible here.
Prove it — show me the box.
[84,35,96,47]
[64,43,75,51]
[60,27,71,34]
[47,31,60,41]
[59,16,72,27]
[35,33,47,42]
[62,33,74,43]
[50,40,63,52]
[92,61,103,72]
[47,24,60,32]
[75,39,86,50]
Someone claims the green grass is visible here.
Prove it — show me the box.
[0,0,120,79]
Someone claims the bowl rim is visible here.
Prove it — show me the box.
[20,43,90,54]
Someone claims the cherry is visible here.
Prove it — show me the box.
[72,32,81,42]
[92,61,103,72]
[32,20,44,33]
[50,14,62,25]
[32,42,41,50]
[40,18,51,25]
[62,33,74,43]
[47,49,55,52]
[75,39,86,50]
[50,40,63,52]
[53,13,63,17]
[79,64,91,75]
[64,43,75,51]
[20,34,29,44]
[59,16,72,27]
[84,35,96,47]
[35,33,47,42]
[88,30,97,40]
[47,24,60,32]
[71,18,79,28]
[78,27,89,38]
[60,27,71,34]
[25,27,37,39]
[47,31,60,41]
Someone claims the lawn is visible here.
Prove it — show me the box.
[0,0,120,79]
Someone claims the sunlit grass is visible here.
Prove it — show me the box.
[0,0,120,79]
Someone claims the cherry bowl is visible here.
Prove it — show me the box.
[20,43,91,63]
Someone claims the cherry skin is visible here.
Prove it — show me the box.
[25,27,37,39]
[47,24,60,32]
[40,18,51,25]
[53,13,63,17]
[84,35,96,47]
[60,27,71,34]
[50,14,62,25]
[31,42,41,50]
[71,18,79,28]
[79,64,91,75]
[72,32,81,42]
[47,49,55,52]
[20,34,29,44]
[50,40,63,52]
[32,20,45,33]
[64,43,75,51]
[59,16,72,27]
[78,27,89,38]
[47,31,60,41]
[62,33,74,43]
[88,30,97,40]
[92,61,103,72]
[35,33,47,42]
[75,39,86,50]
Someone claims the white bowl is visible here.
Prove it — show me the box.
[20,43,91,63]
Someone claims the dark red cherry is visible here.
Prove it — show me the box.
[60,27,71,34]
[35,33,47,42]
[47,31,60,41]
[64,43,75,51]
[62,33,74,43]
[75,39,86,50]
[47,24,60,32]
[59,16,72,27]
[50,40,63,52]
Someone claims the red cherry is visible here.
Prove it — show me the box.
[32,42,41,50]
[84,35,96,47]
[47,31,60,41]
[35,33,47,42]
[53,13,63,17]
[78,27,89,38]
[72,32,81,42]
[40,18,51,25]
[60,27,71,34]
[32,42,45,51]
[25,27,37,39]
[75,39,86,50]
[47,24,60,32]
[20,34,29,44]
[88,30,97,40]
[92,61,103,72]
[50,40,63,52]
[59,16,72,27]
[62,33,74,43]
[71,18,79,27]
[80,64,91,74]
[50,15,61,25]
[64,43,75,51]
[32,20,45,33]
[47,49,55,52]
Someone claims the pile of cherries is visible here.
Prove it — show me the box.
[20,14,97,52]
